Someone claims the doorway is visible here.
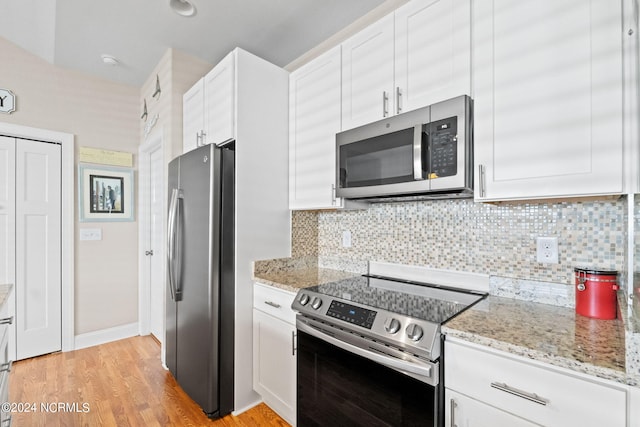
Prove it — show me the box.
[0,123,74,360]
[138,132,165,348]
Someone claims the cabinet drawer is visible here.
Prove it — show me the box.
[445,339,626,427]
[253,283,296,324]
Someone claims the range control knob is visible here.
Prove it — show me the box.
[406,323,424,341]
[299,293,310,306]
[384,318,401,334]
[311,297,323,310]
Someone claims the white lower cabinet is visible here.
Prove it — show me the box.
[446,389,538,427]
[445,338,627,427]
[253,283,296,425]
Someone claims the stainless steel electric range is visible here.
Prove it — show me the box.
[292,268,487,427]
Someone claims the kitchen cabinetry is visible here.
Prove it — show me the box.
[341,0,471,130]
[445,389,538,427]
[182,51,235,152]
[252,283,296,425]
[473,0,624,201]
[289,46,343,210]
[445,338,627,427]
[0,287,13,427]
[182,79,205,153]
[203,52,235,147]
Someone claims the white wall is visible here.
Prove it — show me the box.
[0,36,139,335]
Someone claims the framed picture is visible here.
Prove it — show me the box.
[79,164,134,222]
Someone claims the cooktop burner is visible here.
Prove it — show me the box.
[292,274,487,361]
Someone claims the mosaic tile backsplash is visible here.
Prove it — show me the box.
[292,198,627,286]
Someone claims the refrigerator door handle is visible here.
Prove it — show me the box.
[167,188,183,301]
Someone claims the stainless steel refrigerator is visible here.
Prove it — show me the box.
[166,142,235,418]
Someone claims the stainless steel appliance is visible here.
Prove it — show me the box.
[292,272,486,426]
[336,95,473,201]
[166,143,235,418]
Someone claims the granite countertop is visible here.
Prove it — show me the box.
[252,257,638,387]
[443,295,633,386]
[252,257,360,293]
[0,284,12,309]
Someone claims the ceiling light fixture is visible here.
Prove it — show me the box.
[169,0,197,17]
[101,54,120,66]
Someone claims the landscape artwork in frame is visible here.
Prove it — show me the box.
[79,164,134,222]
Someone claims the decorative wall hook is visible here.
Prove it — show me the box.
[141,99,148,120]
[152,75,161,99]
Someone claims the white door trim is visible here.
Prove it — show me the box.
[138,131,165,341]
[0,122,74,352]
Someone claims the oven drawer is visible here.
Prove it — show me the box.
[445,339,626,427]
[253,283,296,324]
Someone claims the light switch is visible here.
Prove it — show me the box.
[80,228,102,241]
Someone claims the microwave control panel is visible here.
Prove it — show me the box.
[429,116,457,178]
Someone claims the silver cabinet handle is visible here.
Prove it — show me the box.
[382,91,389,117]
[0,317,12,325]
[450,398,457,427]
[396,86,402,114]
[264,301,281,309]
[291,331,296,356]
[331,184,337,206]
[478,164,486,198]
[196,130,207,146]
[490,382,549,406]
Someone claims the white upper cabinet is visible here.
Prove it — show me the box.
[341,13,395,131]
[182,51,236,153]
[394,0,471,114]
[289,46,343,210]
[474,0,624,201]
[182,78,205,153]
[341,0,471,131]
[204,52,235,146]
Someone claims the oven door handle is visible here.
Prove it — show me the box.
[297,320,433,380]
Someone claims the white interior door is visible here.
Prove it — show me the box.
[148,145,164,342]
[15,138,62,359]
[0,137,16,290]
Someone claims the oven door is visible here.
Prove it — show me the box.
[297,319,439,427]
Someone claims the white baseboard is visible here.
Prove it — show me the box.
[74,322,139,350]
[232,398,263,416]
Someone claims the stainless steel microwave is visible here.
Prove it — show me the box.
[336,95,473,201]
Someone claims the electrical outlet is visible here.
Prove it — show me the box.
[342,230,352,248]
[536,237,558,264]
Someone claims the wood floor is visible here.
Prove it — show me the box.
[9,336,290,426]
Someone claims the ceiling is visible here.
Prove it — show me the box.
[0,0,389,87]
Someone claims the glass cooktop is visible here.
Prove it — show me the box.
[304,275,487,324]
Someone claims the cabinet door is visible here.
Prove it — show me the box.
[253,309,296,425]
[341,13,395,130]
[204,52,235,146]
[395,0,471,114]
[474,0,623,201]
[289,46,342,210]
[446,389,538,427]
[182,78,205,153]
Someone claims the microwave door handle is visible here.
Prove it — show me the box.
[413,124,424,180]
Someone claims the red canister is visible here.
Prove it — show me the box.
[574,268,619,320]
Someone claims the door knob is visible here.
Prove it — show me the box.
[145,250,154,256]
